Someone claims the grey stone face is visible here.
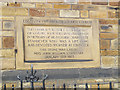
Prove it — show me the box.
[3,21,14,30]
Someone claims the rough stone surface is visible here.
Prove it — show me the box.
[8,3,20,7]
[119,32,120,39]
[46,9,59,17]
[115,56,119,67]
[2,59,15,70]
[112,25,119,33]
[0,49,15,58]
[0,2,7,6]
[100,33,118,39]
[95,79,104,82]
[60,10,79,17]
[72,5,98,10]
[0,37,2,48]
[113,83,118,88]
[2,37,14,48]
[2,31,15,36]
[0,8,1,16]
[54,4,71,9]
[8,0,46,2]
[0,17,14,20]
[78,85,86,88]
[118,38,120,50]
[111,38,118,50]
[6,83,17,88]
[15,8,28,16]
[101,56,115,68]
[72,5,83,10]
[64,0,78,4]
[92,0,108,5]
[36,3,53,8]
[72,5,82,10]
[104,78,117,82]
[0,21,2,30]
[79,0,91,4]
[100,25,112,32]
[3,21,14,30]
[101,50,118,56]
[22,3,35,8]
[99,19,118,24]
[81,10,89,18]
[98,6,107,10]
[30,8,45,17]
[22,82,31,87]
[100,25,118,33]
[91,84,110,88]
[108,10,119,18]
[109,0,120,6]
[90,11,107,18]
[100,40,110,49]
[2,8,28,16]
[47,0,64,3]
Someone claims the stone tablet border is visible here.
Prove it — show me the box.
[16,17,100,70]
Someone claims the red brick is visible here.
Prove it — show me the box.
[30,8,45,17]
[3,37,14,48]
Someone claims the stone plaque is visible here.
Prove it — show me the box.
[24,26,92,61]
[16,17,100,69]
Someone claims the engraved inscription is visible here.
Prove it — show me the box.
[24,26,93,61]
[23,18,92,25]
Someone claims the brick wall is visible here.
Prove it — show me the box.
[0,0,119,88]
[0,0,119,69]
